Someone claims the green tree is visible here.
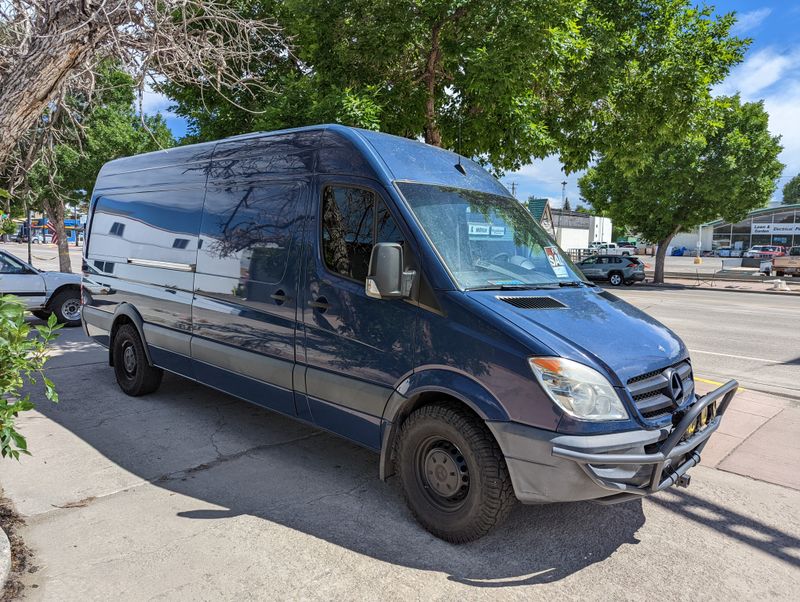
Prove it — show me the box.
[1,297,61,459]
[166,1,745,174]
[579,96,783,283]
[783,173,800,205]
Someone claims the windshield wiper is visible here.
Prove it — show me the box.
[467,283,559,291]
[558,280,593,287]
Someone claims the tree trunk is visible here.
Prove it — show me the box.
[422,22,444,147]
[653,227,681,284]
[0,3,115,168]
[42,198,72,273]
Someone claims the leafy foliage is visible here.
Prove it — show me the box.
[165,0,746,174]
[0,296,61,460]
[579,96,784,281]
[783,173,800,206]
[24,66,174,210]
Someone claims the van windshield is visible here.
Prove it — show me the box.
[397,183,587,289]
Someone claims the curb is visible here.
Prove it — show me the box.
[0,525,9,593]
[637,282,800,296]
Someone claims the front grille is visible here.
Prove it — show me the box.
[497,296,567,309]
[626,360,694,422]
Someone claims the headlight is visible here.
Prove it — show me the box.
[528,357,628,421]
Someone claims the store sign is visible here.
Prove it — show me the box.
[750,222,800,235]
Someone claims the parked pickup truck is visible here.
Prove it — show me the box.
[772,247,800,277]
[587,242,633,256]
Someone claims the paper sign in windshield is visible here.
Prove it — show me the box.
[544,246,569,279]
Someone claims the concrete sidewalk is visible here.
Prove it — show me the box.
[2,329,799,600]
[696,381,800,490]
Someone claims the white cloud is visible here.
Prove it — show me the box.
[731,8,772,36]
[138,84,175,117]
[715,47,800,97]
[715,45,800,190]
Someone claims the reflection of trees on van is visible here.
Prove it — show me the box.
[322,186,375,281]
[201,181,306,301]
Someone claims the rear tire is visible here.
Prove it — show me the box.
[609,272,623,286]
[396,403,515,543]
[776,270,785,277]
[112,324,163,396]
[50,289,82,326]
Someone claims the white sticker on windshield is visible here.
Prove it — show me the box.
[544,246,569,279]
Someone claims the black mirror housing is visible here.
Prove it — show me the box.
[365,242,415,299]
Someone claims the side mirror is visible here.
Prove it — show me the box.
[365,242,416,299]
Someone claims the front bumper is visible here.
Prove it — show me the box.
[488,380,737,504]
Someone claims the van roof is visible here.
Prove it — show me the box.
[99,124,509,197]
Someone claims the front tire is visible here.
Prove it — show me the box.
[609,272,623,286]
[50,289,82,326]
[396,403,515,543]
[112,324,163,396]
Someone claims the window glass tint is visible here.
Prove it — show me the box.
[199,181,305,287]
[322,186,375,282]
[109,222,125,236]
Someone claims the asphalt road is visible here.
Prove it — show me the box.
[2,326,799,600]
[610,286,800,400]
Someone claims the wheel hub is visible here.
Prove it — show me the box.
[122,344,136,375]
[62,299,81,321]
[421,441,469,503]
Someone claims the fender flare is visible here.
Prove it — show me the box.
[378,369,509,480]
[108,304,153,366]
[45,283,81,309]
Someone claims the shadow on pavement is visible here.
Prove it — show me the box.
[650,489,800,568]
[28,329,648,587]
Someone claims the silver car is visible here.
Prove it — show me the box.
[577,254,646,286]
[0,250,82,325]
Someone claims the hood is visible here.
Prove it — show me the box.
[41,270,81,290]
[469,287,687,386]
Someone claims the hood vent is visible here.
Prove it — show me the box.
[497,296,566,309]
[597,291,620,303]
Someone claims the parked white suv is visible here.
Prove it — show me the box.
[0,250,82,325]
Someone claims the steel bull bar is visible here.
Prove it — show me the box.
[552,379,739,504]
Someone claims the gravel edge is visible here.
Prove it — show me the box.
[0,526,8,594]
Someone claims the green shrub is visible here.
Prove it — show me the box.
[0,219,17,236]
[0,295,61,459]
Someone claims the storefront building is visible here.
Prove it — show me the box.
[671,204,800,252]
[710,204,800,251]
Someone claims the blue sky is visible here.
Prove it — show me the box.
[150,2,800,206]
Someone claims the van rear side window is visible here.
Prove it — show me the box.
[198,180,305,286]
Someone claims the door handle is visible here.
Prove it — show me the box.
[271,289,288,305]
[308,296,330,312]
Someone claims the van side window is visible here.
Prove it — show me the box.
[109,222,125,237]
[199,181,305,287]
[322,186,403,283]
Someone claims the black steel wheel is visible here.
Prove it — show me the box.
[112,323,163,396]
[396,403,515,543]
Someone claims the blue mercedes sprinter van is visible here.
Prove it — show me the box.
[82,125,737,542]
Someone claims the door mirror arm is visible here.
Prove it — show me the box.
[365,242,416,299]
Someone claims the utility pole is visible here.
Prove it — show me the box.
[510,182,517,198]
[561,181,567,207]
